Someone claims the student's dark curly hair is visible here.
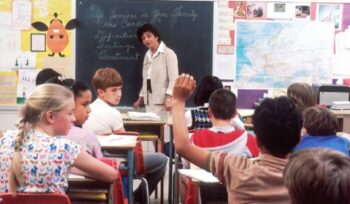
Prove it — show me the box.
[253,96,303,157]
[136,23,161,43]
[193,76,223,106]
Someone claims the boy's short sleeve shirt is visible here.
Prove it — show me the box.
[208,152,290,203]
[83,98,124,134]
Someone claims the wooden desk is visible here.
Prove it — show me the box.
[331,109,350,133]
[123,119,166,202]
[98,135,137,204]
[68,174,114,204]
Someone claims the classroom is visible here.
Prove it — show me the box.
[1,0,350,203]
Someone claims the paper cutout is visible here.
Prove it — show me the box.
[16,69,37,104]
[0,71,17,105]
[42,56,73,78]
[31,12,79,57]
[12,0,32,30]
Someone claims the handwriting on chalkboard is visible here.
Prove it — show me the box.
[89,4,198,61]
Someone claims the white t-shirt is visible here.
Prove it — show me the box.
[83,98,123,134]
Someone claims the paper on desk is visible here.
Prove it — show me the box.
[178,169,219,183]
[97,135,137,147]
[127,111,161,120]
[69,174,85,179]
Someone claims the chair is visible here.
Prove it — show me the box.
[107,131,150,204]
[0,193,71,204]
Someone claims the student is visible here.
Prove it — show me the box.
[35,68,62,85]
[185,75,244,130]
[133,23,179,118]
[293,106,350,155]
[36,73,103,159]
[283,148,350,204]
[63,80,103,159]
[180,88,259,203]
[0,84,117,193]
[83,67,167,203]
[287,82,317,112]
[172,74,303,203]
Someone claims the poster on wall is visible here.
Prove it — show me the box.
[317,4,343,30]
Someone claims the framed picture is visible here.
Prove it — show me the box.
[30,33,46,52]
[246,2,267,19]
[267,2,294,19]
[294,3,311,20]
[317,4,343,30]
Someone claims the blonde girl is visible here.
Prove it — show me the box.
[0,84,117,193]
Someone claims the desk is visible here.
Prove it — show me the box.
[98,135,137,204]
[68,174,114,204]
[331,109,350,133]
[123,119,166,150]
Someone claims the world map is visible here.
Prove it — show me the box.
[235,20,334,88]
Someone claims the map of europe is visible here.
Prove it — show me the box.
[235,20,334,88]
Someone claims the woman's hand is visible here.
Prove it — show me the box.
[164,95,172,111]
[133,97,144,111]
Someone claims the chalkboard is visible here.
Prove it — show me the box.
[76,0,213,106]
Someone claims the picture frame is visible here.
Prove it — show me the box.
[30,33,46,52]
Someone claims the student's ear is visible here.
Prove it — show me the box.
[97,88,105,97]
[44,111,55,124]
[208,107,213,118]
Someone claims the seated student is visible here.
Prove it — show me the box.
[180,88,259,203]
[293,106,350,155]
[185,75,244,130]
[83,67,167,203]
[36,73,103,159]
[287,82,317,113]
[0,84,117,193]
[283,148,350,204]
[63,80,104,159]
[172,74,303,203]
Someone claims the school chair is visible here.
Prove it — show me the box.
[0,193,71,204]
[106,131,151,204]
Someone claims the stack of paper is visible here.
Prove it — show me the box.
[331,101,350,110]
[127,111,161,120]
[178,169,219,183]
[97,134,137,147]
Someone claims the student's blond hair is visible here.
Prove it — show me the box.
[92,67,122,94]
[10,84,73,192]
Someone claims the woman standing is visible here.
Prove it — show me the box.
[133,23,179,118]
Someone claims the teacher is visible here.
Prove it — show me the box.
[133,23,179,118]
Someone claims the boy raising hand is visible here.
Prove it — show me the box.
[172,74,303,204]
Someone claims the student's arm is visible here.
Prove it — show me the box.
[73,150,117,183]
[172,74,210,170]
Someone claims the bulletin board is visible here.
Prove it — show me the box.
[0,0,75,105]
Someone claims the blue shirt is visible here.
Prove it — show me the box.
[294,134,350,156]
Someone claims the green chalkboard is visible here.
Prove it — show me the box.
[76,0,213,105]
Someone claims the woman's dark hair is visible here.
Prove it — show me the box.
[193,76,223,106]
[136,23,161,43]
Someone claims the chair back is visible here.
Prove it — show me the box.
[0,193,71,204]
